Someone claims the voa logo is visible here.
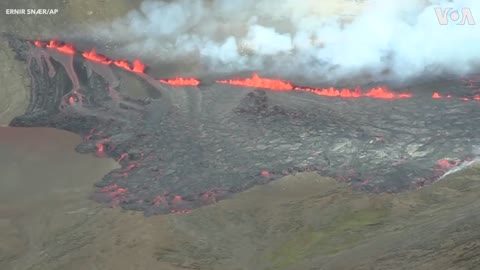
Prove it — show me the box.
[434,7,476,25]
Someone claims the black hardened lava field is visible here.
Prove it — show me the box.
[5,34,480,215]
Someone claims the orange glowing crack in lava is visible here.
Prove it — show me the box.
[217,72,293,90]
[31,39,480,101]
[432,92,480,101]
[159,77,200,86]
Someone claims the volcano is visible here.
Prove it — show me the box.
[5,34,480,215]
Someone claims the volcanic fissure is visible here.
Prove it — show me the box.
[5,35,480,215]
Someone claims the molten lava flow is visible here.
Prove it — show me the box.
[82,49,112,65]
[113,59,130,70]
[35,39,75,55]
[217,73,294,90]
[159,77,200,86]
[45,39,60,49]
[365,86,412,99]
[118,153,128,162]
[96,143,104,153]
[29,39,415,100]
[298,86,359,97]
[56,44,75,55]
[217,73,410,99]
[33,40,43,47]
[31,38,480,101]
[102,184,128,198]
[112,59,145,73]
[433,92,480,101]
[296,85,411,99]
[131,59,145,73]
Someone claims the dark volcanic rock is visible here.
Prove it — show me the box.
[5,34,480,215]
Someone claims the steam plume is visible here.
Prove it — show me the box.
[81,0,480,83]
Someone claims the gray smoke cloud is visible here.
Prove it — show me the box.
[84,0,480,83]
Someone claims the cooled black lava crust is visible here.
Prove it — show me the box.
[5,34,480,215]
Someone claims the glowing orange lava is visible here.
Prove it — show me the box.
[96,143,104,153]
[111,59,145,73]
[296,85,411,99]
[45,40,60,49]
[159,77,200,86]
[35,39,76,55]
[131,59,145,73]
[432,92,479,101]
[30,38,480,102]
[304,86,362,97]
[56,44,75,55]
[118,153,128,162]
[34,40,43,47]
[365,86,412,99]
[113,59,130,70]
[82,49,112,65]
[217,73,293,90]
[172,195,183,205]
[217,73,410,99]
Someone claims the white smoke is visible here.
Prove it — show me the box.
[85,0,480,82]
